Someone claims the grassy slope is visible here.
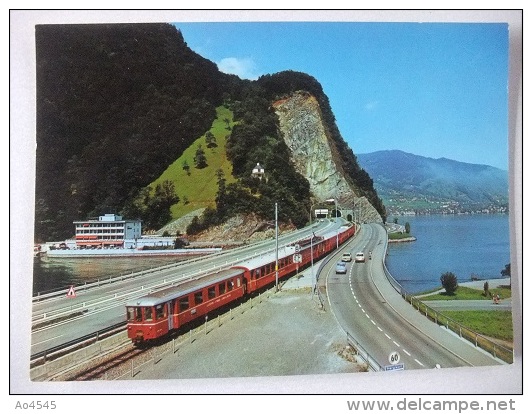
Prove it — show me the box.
[150,106,237,219]
[440,310,513,342]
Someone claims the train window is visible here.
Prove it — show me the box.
[254,269,260,279]
[144,307,153,321]
[237,277,241,287]
[179,297,189,312]
[134,308,142,322]
[155,304,166,320]
[194,291,203,305]
[219,282,226,294]
[127,307,136,321]
[227,280,234,291]
[208,286,216,299]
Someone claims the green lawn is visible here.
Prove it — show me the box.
[150,106,238,219]
[388,232,415,240]
[421,285,511,301]
[440,310,513,342]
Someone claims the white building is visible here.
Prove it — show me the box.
[73,214,142,248]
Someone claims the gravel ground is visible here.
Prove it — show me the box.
[122,264,365,381]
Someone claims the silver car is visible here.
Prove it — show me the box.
[335,261,347,274]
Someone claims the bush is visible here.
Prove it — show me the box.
[440,272,458,295]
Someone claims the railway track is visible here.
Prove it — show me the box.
[53,342,149,381]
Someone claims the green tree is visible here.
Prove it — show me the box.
[182,159,190,175]
[501,263,511,277]
[440,272,458,295]
[205,131,217,148]
[194,145,208,168]
[405,222,411,234]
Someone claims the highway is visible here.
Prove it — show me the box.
[325,223,502,370]
[30,220,337,356]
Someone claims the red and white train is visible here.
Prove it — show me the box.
[125,222,355,344]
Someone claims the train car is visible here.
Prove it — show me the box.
[125,222,355,344]
[125,268,246,343]
[233,223,355,294]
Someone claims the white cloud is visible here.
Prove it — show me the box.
[217,57,260,80]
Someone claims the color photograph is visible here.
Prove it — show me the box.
[10,9,522,403]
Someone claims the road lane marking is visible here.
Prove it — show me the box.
[415,359,424,366]
[393,341,400,347]
[403,349,411,356]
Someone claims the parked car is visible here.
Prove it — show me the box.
[335,261,347,274]
[355,252,365,263]
[342,252,352,262]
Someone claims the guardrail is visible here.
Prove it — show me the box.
[31,322,126,366]
[379,224,513,364]
[346,332,384,372]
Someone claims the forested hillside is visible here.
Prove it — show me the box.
[35,23,384,242]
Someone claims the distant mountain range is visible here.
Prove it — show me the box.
[356,150,509,214]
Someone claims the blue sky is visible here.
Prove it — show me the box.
[174,22,509,170]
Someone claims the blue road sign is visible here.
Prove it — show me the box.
[385,363,405,371]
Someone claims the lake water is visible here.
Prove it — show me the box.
[33,214,511,296]
[33,255,188,295]
[385,214,511,294]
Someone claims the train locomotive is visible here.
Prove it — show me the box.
[125,222,355,344]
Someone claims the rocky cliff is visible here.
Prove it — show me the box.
[273,91,382,223]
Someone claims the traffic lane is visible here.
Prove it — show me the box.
[327,234,436,370]
[31,301,127,354]
[354,267,467,370]
[359,225,468,368]
[324,227,416,368]
[328,224,467,370]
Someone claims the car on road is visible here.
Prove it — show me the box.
[355,252,365,263]
[335,261,347,274]
[341,252,352,262]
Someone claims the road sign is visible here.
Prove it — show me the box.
[388,351,401,365]
[293,254,302,263]
[385,363,404,371]
[66,285,76,298]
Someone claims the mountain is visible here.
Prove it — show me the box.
[34,23,384,241]
[356,150,509,214]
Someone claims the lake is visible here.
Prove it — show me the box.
[385,214,511,294]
